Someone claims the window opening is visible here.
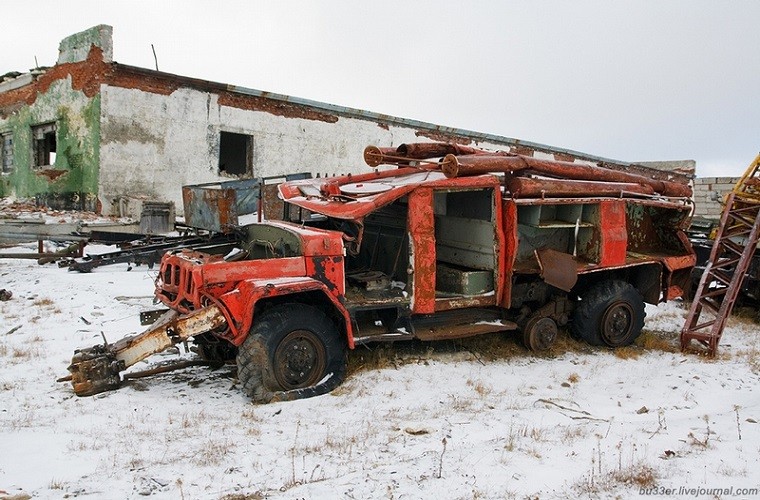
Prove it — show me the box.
[32,123,57,168]
[219,131,253,176]
[1,132,13,173]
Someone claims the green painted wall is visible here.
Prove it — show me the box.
[0,79,100,210]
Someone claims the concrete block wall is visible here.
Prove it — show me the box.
[692,177,739,219]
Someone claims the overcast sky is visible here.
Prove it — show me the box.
[3,1,759,177]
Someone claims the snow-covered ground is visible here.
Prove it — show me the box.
[1,241,759,499]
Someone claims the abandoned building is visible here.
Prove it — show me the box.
[1,25,703,219]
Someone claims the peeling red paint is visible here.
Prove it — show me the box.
[408,188,436,314]
[598,200,628,266]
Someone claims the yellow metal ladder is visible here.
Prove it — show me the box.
[681,153,760,355]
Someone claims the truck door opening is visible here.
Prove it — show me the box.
[433,188,498,305]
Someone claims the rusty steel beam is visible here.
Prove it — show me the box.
[68,305,228,396]
[506,176,655,198]
[441,154,692,197]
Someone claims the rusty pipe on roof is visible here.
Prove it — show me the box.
[441,155,529,177]
[441,154,692,197]
[363,142,493,168]
[506,176,655,198]
[363,146,399,167]
[396,142,491,159]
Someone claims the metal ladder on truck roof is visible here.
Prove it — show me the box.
[681,153,760,356]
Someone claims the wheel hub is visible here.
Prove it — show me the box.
[523,316,558,351]
[601,302,633,346]
[273,330,326,390]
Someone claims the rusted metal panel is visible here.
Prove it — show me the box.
[305,255,346,296]
[408,188,436,314]
[662,252,697,272]
[218,277,356,348]
[434,294,498,312]
[491,189,506,308]
[598,200,628,266]
[411,308,516,341]
[500,200,518,308]
[435,216,494,269]
[436,264,493,295]
[280,168,502,220]
[182,178,260,233]
[182,174,312,232]
[535,248,577,292]
[414,320,517,340]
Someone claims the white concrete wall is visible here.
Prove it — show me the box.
[99,86,214,215]
[98,85,535,217]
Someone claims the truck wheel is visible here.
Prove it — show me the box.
[237,303,346,403]
[522,316,558,351]
[571,280,645,347]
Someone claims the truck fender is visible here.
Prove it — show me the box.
[214,277,355,348]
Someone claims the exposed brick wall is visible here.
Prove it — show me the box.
[693,177,739,219]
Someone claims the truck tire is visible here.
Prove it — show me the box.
[571,280,645,347]
[237,303,346,403]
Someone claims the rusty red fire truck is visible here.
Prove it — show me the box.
[68,142,696,402]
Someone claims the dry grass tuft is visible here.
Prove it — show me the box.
[345,325,683,383]
[636,329,679,353]
[576,461,658,494]
[559,425,588,444]
[220,493,265,500]
[567,373,580,384]
[347,332,527,377]
[457,333,526,361]
[548,332,593,356]
[240,408,262,437]
[8,345,42,362]
[746,346,760,374]
[611,463,657,488]
[614,347,641,360]
[466,378,493,396]
[192,436,234,466]
[346,344,398,376]
[731,306,760,325]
